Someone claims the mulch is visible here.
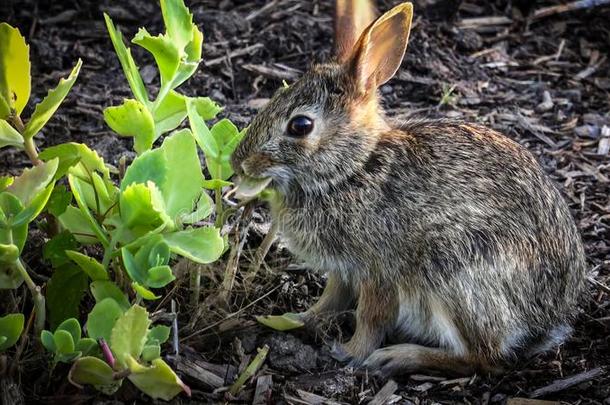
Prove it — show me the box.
[0,0,609,403]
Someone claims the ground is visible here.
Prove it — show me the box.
[1,0,609,403]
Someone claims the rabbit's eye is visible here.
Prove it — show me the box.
[287,115,314,137]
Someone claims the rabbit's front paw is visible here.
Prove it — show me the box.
[329,341,371,367]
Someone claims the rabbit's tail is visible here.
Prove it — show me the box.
[363,343,500,377]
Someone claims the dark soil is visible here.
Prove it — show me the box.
[1,0,609,404]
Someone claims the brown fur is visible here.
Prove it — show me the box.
[231,2,586,376]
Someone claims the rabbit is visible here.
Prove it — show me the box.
[231,0,586,376]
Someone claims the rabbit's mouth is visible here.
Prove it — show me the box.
[233,176,272,200]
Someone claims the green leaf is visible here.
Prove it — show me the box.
[104,14,148,105]
[0,193,27,255]
[90,280,130,310]
[46,264,87,330]
[0,313,24,352]
[132,28,179,85]
[56,318,82,343]
[138,236,170,267]
[57,205,98,245]
[22,59,82,140]
[141,344,161,362]
[0,119,23,149]
[66,250,108,281]
[104,99,155,154]
[163,227,224,264]
[86,297,124,342]
[255,313,305,331]
[44,231,78,267]
[121,148,167,192]
[157,129,205,218]
[68,174,109,247]
[180,191,213,224]
[120,182,171,236]
[122,247,146,285]
[0,94,9,120]
[11,183,55,227]
[132,282,160,300]
[53,329,75,355]
[187,99,218,159]
[41,330,56,352]
[46,184,72,217]
[153,90,186,137]
[146,266,175,289]
[69,356,121,394]
[148,325,171,345]
[75,337,97,356]
[110,305,150,368]
[191,97,222,121]
[0,258,24,289]
[7,158,58,207]
[0,23,31,116]
[0,176,13,192]
[127,357,190,401]
[39,142,110,180]
[160,0,195,55]
[201,179,232,190]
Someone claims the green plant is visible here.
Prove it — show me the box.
[0,23,81,165]
[40,318,97,364]
[1,159,59,333]
[438,83,458,107]
[1,0,245,399]
[0,313,24,352]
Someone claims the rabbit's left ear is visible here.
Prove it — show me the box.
[347,2,413,95]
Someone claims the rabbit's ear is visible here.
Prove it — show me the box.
[335,0,377,62]
[348,2,413,94]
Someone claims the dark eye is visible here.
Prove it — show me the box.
[287,115,314,137]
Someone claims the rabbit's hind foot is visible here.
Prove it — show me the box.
[362,343,499,377]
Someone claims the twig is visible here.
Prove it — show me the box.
[529,367,605,398]
[218,205,253,306]
[204,44,264,67]
[228,345,269,397]
[171,299,179,356]
[249,221,278,276]
[181,284,281,341]
[532,0,610,20]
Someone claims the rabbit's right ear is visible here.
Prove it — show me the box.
[346,2,413,95]
[335,0,377,63]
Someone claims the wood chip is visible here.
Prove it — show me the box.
[295,389,345,405]
[253,375,273,405]
[529,367,606,398]
[369,380,399,405]
[175,357,226,389]
[597,126,610,155]
[458,16,512,28]
[507,398,560,405]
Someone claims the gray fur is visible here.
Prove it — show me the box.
[231,61,585,372]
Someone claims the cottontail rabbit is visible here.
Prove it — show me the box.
[231,1,585,376]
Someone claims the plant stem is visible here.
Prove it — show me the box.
[13,259,45,335]
[189,262,201,307]
[249,221,278,276]
[9,114,41,166]
[102,230,122,270]
[214,187,223,228]
[228,345,269,396]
